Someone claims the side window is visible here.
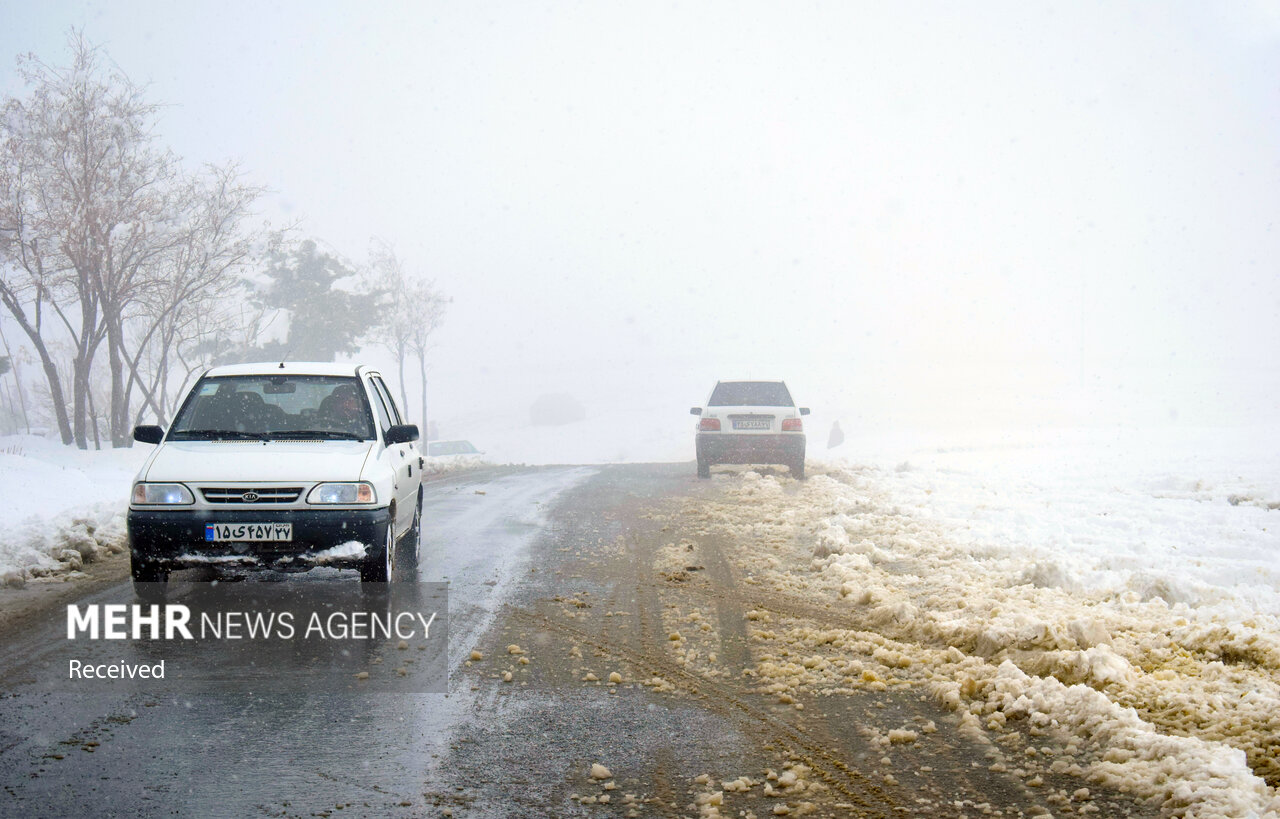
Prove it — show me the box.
[365,378,393,433]
[371,377,403,424]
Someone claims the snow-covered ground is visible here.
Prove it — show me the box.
[680,425,1279,817]
[0,435,148,585]
[4,420,1278,815]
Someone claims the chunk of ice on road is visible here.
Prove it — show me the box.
[306,540,367,564]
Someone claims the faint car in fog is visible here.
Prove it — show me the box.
[427,440,483,457]
[690,380,809,479]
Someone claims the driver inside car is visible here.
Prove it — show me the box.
[319,384,367,434]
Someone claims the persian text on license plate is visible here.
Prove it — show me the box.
[205,523,293,542]
[732,419,771,430]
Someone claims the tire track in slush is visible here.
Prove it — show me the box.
[618,483,1079,818]
[518,466,1128,817]
[521,515,906,819]
[512,607,896,816]
[648,484,1158,818]
[625,497,897,816]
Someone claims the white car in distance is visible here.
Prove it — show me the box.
[691,380,809,479]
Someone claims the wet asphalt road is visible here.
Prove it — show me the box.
[0,466,593,818]
[0,464,1159,818]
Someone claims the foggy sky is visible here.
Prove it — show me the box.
[3,1,1278,433]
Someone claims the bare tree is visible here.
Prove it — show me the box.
[0,32,181,447]
[0,119,77,444]
[368,240,413,411]
[121,164,262,425]
[408,283,450,437]
[1,33,269,446]
[0,323,31,433]
[367,241,449,433]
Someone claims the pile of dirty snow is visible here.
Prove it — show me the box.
[679,426,1279,817]
[0,435,148,585]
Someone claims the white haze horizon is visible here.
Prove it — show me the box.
[3,1,1279,459]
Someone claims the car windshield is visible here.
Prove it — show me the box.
[167,375,376,441]
[707,382,794,407]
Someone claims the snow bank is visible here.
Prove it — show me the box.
[421,454,493,478]
[0,435,148,585]
[686,426,1280,817]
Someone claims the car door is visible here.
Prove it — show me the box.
[368,375,417,534]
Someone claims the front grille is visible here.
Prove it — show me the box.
[200,487,304,504]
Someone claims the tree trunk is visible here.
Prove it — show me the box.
[397,343,408,419]
[417,350,428,439]
[70,294,102,450]
[1,382,13,434]
[86,383,102,450]
[0,290,73,443]
[0,324,32,434]
[105,314,130,447]
[72,355,89,449]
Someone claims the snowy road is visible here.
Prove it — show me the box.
[0,466,596,817]
[0,462,1269,817]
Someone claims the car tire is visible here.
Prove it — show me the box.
[402,488,422,566]
[361,522,393,584]
[132,560,169,600]
[790,457,805,480]
[697,458,711,479]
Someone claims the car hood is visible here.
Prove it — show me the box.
[141,440,376,483]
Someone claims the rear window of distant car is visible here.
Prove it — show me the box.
[708,382,793,407]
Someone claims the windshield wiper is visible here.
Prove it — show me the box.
[272,430,368,441]
[169,429,268,441]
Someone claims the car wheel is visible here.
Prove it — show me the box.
[790,457,805,480]
[697,458,711,479]
[132,560,169,600]
[402,488,422,567]
[361,522,393,584]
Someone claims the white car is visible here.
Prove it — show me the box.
[426,440,483,458]
[691,380,809,479]
[127,362,424,593]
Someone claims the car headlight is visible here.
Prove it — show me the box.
[132,483,195,505]
[306,482,376,504]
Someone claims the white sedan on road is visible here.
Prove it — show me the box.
[691,380,810,479]
[127,362,424,592]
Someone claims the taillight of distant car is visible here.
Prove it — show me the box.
[782,418,803,432]
[699,418,721,431]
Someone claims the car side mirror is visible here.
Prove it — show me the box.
[690,407,702,416]
[384,424,420,445]
[799,407,810,416]
[133,425,164,445]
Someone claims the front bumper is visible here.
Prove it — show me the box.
[128,507,391,570]
[697,433,805,465]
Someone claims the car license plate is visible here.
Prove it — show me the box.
[205,523,293,542]
[732,418,771,430]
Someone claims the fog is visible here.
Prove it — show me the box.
[4,1,1279,458]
